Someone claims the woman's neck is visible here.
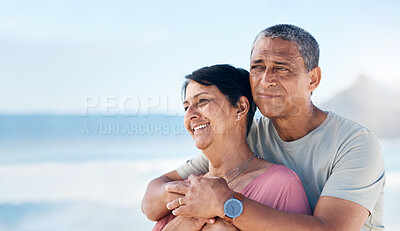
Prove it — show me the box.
[204,136,254,179]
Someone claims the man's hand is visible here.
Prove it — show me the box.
[141,170,184,221]
[201,218,239,231]
[162,216,206,231]
[166,174,234,219]
[163,180,189,205]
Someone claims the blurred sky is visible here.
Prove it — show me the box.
[1,0,399,115]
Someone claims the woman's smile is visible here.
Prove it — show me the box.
[193,123,210,132]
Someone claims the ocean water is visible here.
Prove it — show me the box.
[0,115,399,231]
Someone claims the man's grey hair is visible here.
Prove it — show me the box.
[252,24,319,72]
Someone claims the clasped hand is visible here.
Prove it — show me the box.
[165,174,234,219]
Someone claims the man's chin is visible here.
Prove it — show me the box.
[258,107,285,119]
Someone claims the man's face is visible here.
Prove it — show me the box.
[250,37,311,119]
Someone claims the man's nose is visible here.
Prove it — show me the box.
[260,68,277,88]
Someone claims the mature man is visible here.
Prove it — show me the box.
[142,24,385,230]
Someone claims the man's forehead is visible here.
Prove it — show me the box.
[251,37,302,60]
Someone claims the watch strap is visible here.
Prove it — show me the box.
[233,192,244,201]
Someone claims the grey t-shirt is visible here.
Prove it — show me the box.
[176,111,385,231]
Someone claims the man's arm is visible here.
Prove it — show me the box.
[232,195,368,231]
[168,175,369,231]
[141,170,185,221]
[142,153,210,221]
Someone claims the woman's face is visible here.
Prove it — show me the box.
[183,81,238,150]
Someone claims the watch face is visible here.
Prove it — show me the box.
[224,198,243,218]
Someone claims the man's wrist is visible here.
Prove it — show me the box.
[217,190,236,218]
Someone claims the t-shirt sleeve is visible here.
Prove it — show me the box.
[320,132,385,213]
[176,153,209,179]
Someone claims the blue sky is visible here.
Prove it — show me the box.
[1,0,399,114]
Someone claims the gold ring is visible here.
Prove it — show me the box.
[178,197,183,206]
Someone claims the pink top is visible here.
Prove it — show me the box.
[153,165,311,230]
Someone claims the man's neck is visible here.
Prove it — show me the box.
[271,105,328,142]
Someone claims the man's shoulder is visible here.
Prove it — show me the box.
[323,112,382,162]
[325,111,379,141]
[247,112,381,151]
[249,112,376,139]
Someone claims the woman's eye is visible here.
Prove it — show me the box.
[198,99,209,105]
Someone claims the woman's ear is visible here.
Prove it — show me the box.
[236,96,250,119]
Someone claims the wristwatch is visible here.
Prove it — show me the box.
[223,192,244,223]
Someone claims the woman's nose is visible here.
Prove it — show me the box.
[185,105,199,121]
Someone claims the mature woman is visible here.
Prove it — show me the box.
[148,64,310,230]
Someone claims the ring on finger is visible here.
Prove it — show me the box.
[178,197,183,206]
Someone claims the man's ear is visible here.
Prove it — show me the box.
[236,96,250,119]
[308,66,321,93]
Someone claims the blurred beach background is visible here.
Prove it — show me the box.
[1,1,399,230]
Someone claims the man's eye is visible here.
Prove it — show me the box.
[251,65,262,70]
[183,106,189,111]
[275,66,289,72]
[250,65,265,75]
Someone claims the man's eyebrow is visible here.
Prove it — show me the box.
[251,59,263,64]
[274,61,293,68]
[182,92,208,105]
[274,61,290,65]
